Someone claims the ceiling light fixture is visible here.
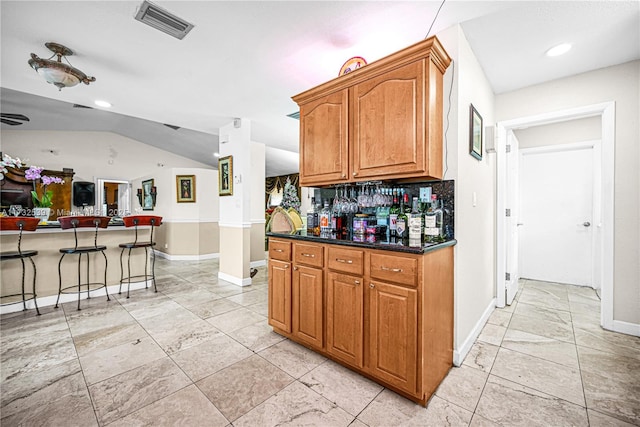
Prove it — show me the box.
[28,42,96,91]
[545,43,572,57]
[94,100,111,108]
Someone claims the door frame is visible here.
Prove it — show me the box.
[496,102,615,331]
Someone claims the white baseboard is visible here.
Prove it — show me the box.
[610,320,640,337]
[153,250,219,261]
[0,280,151,315]
[250,260,266,268]
[218,271,252,287]
[453,298,497,367]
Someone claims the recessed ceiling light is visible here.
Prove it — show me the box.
[546,43,572,57]
[94,100,112,108]
[213,152,220,158]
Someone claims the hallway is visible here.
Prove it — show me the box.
[1,259,638,426]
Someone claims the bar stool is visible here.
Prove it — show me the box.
[0,217,41,315]
[56,216,111,310]
[118,215,162,298]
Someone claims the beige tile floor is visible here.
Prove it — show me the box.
[1,258,639,426]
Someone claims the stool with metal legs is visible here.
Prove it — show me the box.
[118,215,162,298]
[56,216,111,310]
[0,217,41,315]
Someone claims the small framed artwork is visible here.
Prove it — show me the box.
[142,179,154,210]
[469,104,483,161]
[176,175,196,203]
[218,155,233,196]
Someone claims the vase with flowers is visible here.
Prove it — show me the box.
[26,166,65,222]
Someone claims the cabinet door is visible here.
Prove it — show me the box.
[326,271,364,368]
[299,89,349,186]
[292,265,324,349]
[368,280,418,394]
[268,260,291,333]
[352,60,426,180]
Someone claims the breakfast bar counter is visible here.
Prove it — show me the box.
[1,221,149,311]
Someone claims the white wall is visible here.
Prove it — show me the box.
[438,25,497,362]
[496,60,640,325]
[1,130,211,183]
[514,117,601,149]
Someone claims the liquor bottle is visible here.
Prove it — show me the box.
[389,190,400,237]
[424,195,444,243]
[396,193,408,240]
[403,192,411,214]
[320,200,331,234]
[408,196,422,245]
[306,197,318,236]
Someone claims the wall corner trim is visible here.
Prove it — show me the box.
[218,271,252,286]
[609,320,640,337]
[453,298,496,366]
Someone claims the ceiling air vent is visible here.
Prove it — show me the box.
[135,1,194,40]
[73,104,93,109]
[287,111,300,120]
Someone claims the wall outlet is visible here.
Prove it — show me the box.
[164,243,168,249]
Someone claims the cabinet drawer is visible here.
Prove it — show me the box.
[328,247,364,275]
[269,239,291,261]
[293,242,324,267]
[370,253,419,287]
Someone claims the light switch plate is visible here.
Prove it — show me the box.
[419,187,432,202]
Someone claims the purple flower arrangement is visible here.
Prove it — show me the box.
[26,166,65,208]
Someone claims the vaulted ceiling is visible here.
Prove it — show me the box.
[1,1,638,176]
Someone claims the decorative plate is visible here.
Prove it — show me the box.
[339,56,367,76]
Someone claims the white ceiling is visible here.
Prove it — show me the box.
[1,1,638,176]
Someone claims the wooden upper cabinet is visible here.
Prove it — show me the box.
[352,60,425,179]
[293,36,451,185]
[298,89,349,186]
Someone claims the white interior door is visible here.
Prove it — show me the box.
[519,143,595,286]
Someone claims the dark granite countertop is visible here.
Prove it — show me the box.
[267,231,456,254]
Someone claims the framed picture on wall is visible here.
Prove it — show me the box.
[142,179,154,210]
[176,175,196,203]
[469,104,483,161]
[218,155,233,196]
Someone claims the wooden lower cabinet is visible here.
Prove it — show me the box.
[368,280,418,393]
[268,259,291,333]
[267,237,453,405]
[292,265,323,349]
[326,271,364,368]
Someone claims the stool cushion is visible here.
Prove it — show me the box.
[59,245,107,254]
[119,242,156,249]
[1,250,38,260]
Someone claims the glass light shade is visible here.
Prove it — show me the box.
[38,67,80,88]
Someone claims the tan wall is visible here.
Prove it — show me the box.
[1,228,146,299]
[155,221,219,256]
[250,222,266,263]
[219,226,250,280]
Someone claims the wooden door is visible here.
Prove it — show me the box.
[368,280,418,394]
[268,260,291,333]
[292,265,324,349]
[352,60,426,180]
[298,89,349,186]
[326,271,363,368]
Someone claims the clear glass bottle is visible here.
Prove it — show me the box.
[306,197,318,236]
[424,194,444,243]
[389,190,400,237]
[320,200,331,234]
[408,196,422,245]
[396,193,408,240]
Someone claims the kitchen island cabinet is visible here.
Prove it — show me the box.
[267,235,454,405]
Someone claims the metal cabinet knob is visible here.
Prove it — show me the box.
[369,283,375,289]
[293,266,298,270]
[353,172,357,176]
